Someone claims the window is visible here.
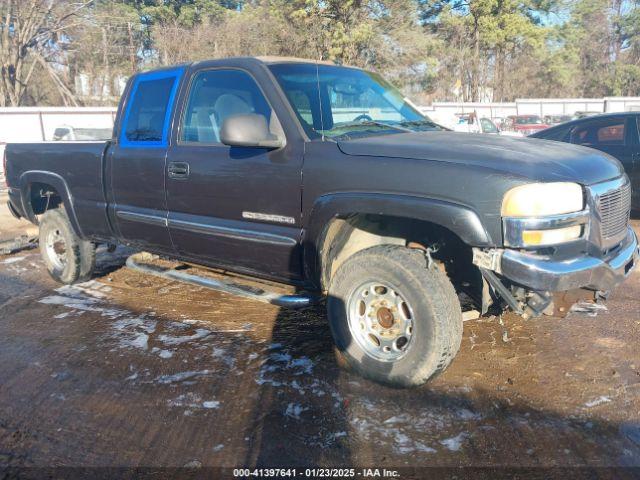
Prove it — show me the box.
[570,118,627,147]
[480,118,498,134]
[269,63,439,139]
[121,68,182,147]
[180,69,273,144]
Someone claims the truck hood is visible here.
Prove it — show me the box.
[337,131,624,185]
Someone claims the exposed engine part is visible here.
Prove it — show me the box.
[479,268,524,315]
[480,268,557,319]
[522,291,554,319]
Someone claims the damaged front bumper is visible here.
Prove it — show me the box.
[474,227,639,293]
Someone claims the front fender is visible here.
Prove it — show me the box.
[303,192,492,287]
[18,170,85,238]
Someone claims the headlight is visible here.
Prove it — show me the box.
[502,182,583,217]
[502,183,586,247]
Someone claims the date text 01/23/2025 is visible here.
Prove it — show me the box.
[233,468,401,478]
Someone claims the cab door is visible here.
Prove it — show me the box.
[108,68,184,254]
[165,66,304,281]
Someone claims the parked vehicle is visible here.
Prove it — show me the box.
[574,111,601,119]
[504,115,550,135]
[543,114,573,126]
[530,112,640,211]
[5,57,638,387]
[492,117,506,128]
[450,114,509,135]
[52,125,113,141]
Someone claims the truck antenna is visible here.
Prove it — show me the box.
[316,60,325,141]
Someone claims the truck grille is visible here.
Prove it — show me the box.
[598,181,631,241]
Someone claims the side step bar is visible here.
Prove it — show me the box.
[125,253,320,309]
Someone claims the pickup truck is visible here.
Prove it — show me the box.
[4,57,638,387]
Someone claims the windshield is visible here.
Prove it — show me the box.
[515,116,543,125]
[268,63,442,139]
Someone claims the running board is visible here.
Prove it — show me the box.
[125,253,320,309]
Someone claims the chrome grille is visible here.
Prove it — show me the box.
[598,181,631,241]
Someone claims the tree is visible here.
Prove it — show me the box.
[418,0,556,101]
[0,0,92,106]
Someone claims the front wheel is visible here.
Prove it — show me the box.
[327,245,462,387]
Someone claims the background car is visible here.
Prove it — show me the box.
[504,114,550,136]
[574,111,602,119]
[543,114,573,126]
[530,112,639,211]
[52,125,113,141]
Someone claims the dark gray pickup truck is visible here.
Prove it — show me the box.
[4,57,639,387]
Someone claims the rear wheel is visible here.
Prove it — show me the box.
[327,245,462,387]
[39,208,96,284]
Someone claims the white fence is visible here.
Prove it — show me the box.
[421,97,640,119]
[0,107,116,143]
[0,95,638,144]
[1,95,639,182]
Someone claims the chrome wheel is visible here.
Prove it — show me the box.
[45,228,67,271]
[347,281,414,362]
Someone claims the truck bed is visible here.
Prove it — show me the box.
[5,141,113,240]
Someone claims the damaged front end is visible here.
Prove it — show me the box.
[472,229,638,319]
[472,176,639,319]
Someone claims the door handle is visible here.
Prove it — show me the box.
[168,162,190,179]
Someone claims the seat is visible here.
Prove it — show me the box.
[213,94,253,133]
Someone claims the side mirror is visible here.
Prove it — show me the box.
[220,113,284,149]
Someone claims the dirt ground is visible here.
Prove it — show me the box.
[0,209,639,478]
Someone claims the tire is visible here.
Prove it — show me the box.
[78,239,97,282]
[39,208,96,284]
[327,245,462,387]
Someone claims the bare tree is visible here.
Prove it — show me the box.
[0,0,91,106]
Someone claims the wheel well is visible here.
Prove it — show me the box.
[318,214,482,304]
[28,182,63,216]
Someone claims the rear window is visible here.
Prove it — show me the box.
[121,69,183,147]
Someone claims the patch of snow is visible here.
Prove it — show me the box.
[213,444,224,452]
[127,332,149,350]
[285,402,308,419]
[156,370,210,384]
[456,408,482,421]
[202,400,220,409]
[159,328,211,345]
[440,432,469,451]
[2,256,25,264]
[289,357,314,375]
[584,396,611,408]
[158,349,174,359]
[168,393,203,408]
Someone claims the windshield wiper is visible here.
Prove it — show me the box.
[358,120,413,132]
[332,120,413,133]
[398,119,442,130]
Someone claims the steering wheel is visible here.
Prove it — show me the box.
[353,113,373,123]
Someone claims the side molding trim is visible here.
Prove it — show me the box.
[116,210,168,227]
[169,218,297,246]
